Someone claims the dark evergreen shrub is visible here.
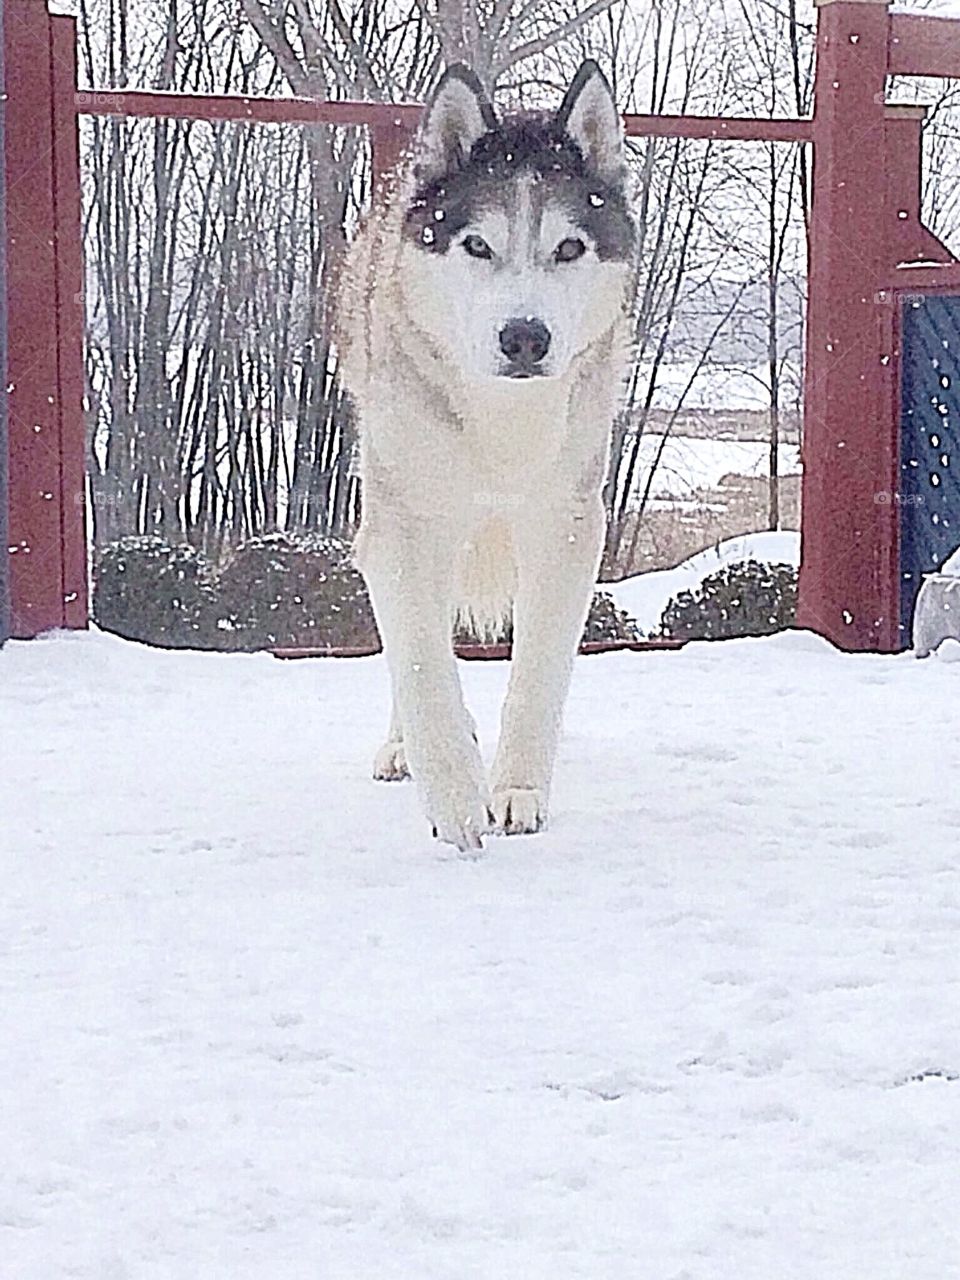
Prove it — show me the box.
[213,532,378,650]
[581,591,642,644]
[659,559,797,641]
[93,536,215,648]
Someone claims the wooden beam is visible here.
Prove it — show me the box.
[4,0,66,636]
[623,115,812,143]
[800,0,899,650]
[74,90,813,145]
[883,105,956,269]
[52,14,87,630]
[272,639,687,661]
[889,12,960,80]
[73,89,423,129]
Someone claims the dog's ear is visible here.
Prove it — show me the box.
[557,61,624,183]
[417,65,495,181]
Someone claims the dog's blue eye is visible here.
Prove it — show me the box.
[555,237,586,263]
[463,235,493,260]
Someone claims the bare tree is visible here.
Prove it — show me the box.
[585,0,752,574]
[82,0,361,552]
[81,0,638,559]
[238,0,627,98]
[719,0,812,531]
[81,0,815,586]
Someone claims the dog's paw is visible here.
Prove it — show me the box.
[410,725,489,853]
[431,797,491,855]
[373,739,409,781]
[490,785,546,836]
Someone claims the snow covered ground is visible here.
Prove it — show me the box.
[3,628,960,1279]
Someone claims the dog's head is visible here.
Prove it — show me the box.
[400,61,636,384]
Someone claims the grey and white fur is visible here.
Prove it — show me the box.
[337,61,637,851]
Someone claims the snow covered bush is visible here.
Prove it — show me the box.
[94,533,377,650]
[93,537,215,648]
[95,535,642,652]
[214,533,377,651]
[581,591,643,644]
[658,559,797,641]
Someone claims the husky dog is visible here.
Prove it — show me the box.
[338,61,637,851]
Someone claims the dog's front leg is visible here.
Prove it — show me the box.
[491,500,604,834]
[359,523,490,852]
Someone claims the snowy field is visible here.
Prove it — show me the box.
[628,435,801,504]
[648,362,801,413]
[3,629,960,1279]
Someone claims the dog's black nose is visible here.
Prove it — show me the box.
[499,317,551,367]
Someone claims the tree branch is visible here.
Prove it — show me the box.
[237,0,307,92]
[494,0,625,76]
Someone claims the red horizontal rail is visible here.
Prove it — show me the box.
[624,114,811,143]
[273,639,687,661]
[889,13,960,80]
[74,89,812,144]
[74,90,420,128]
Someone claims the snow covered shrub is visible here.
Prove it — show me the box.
[93,537,215,648]
[214,532,378,651]
[95,534,642,652]
[659,559,797,641]
[581,591,642,644]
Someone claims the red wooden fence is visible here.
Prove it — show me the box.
[4,0,960,650]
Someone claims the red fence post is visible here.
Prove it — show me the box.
[3,0,65,636]
[369,118,410,202]
[51,11,87,629]
[2,0,86,637]
[799,0,899,651]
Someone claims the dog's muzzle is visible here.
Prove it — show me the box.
[498,317,551,377]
